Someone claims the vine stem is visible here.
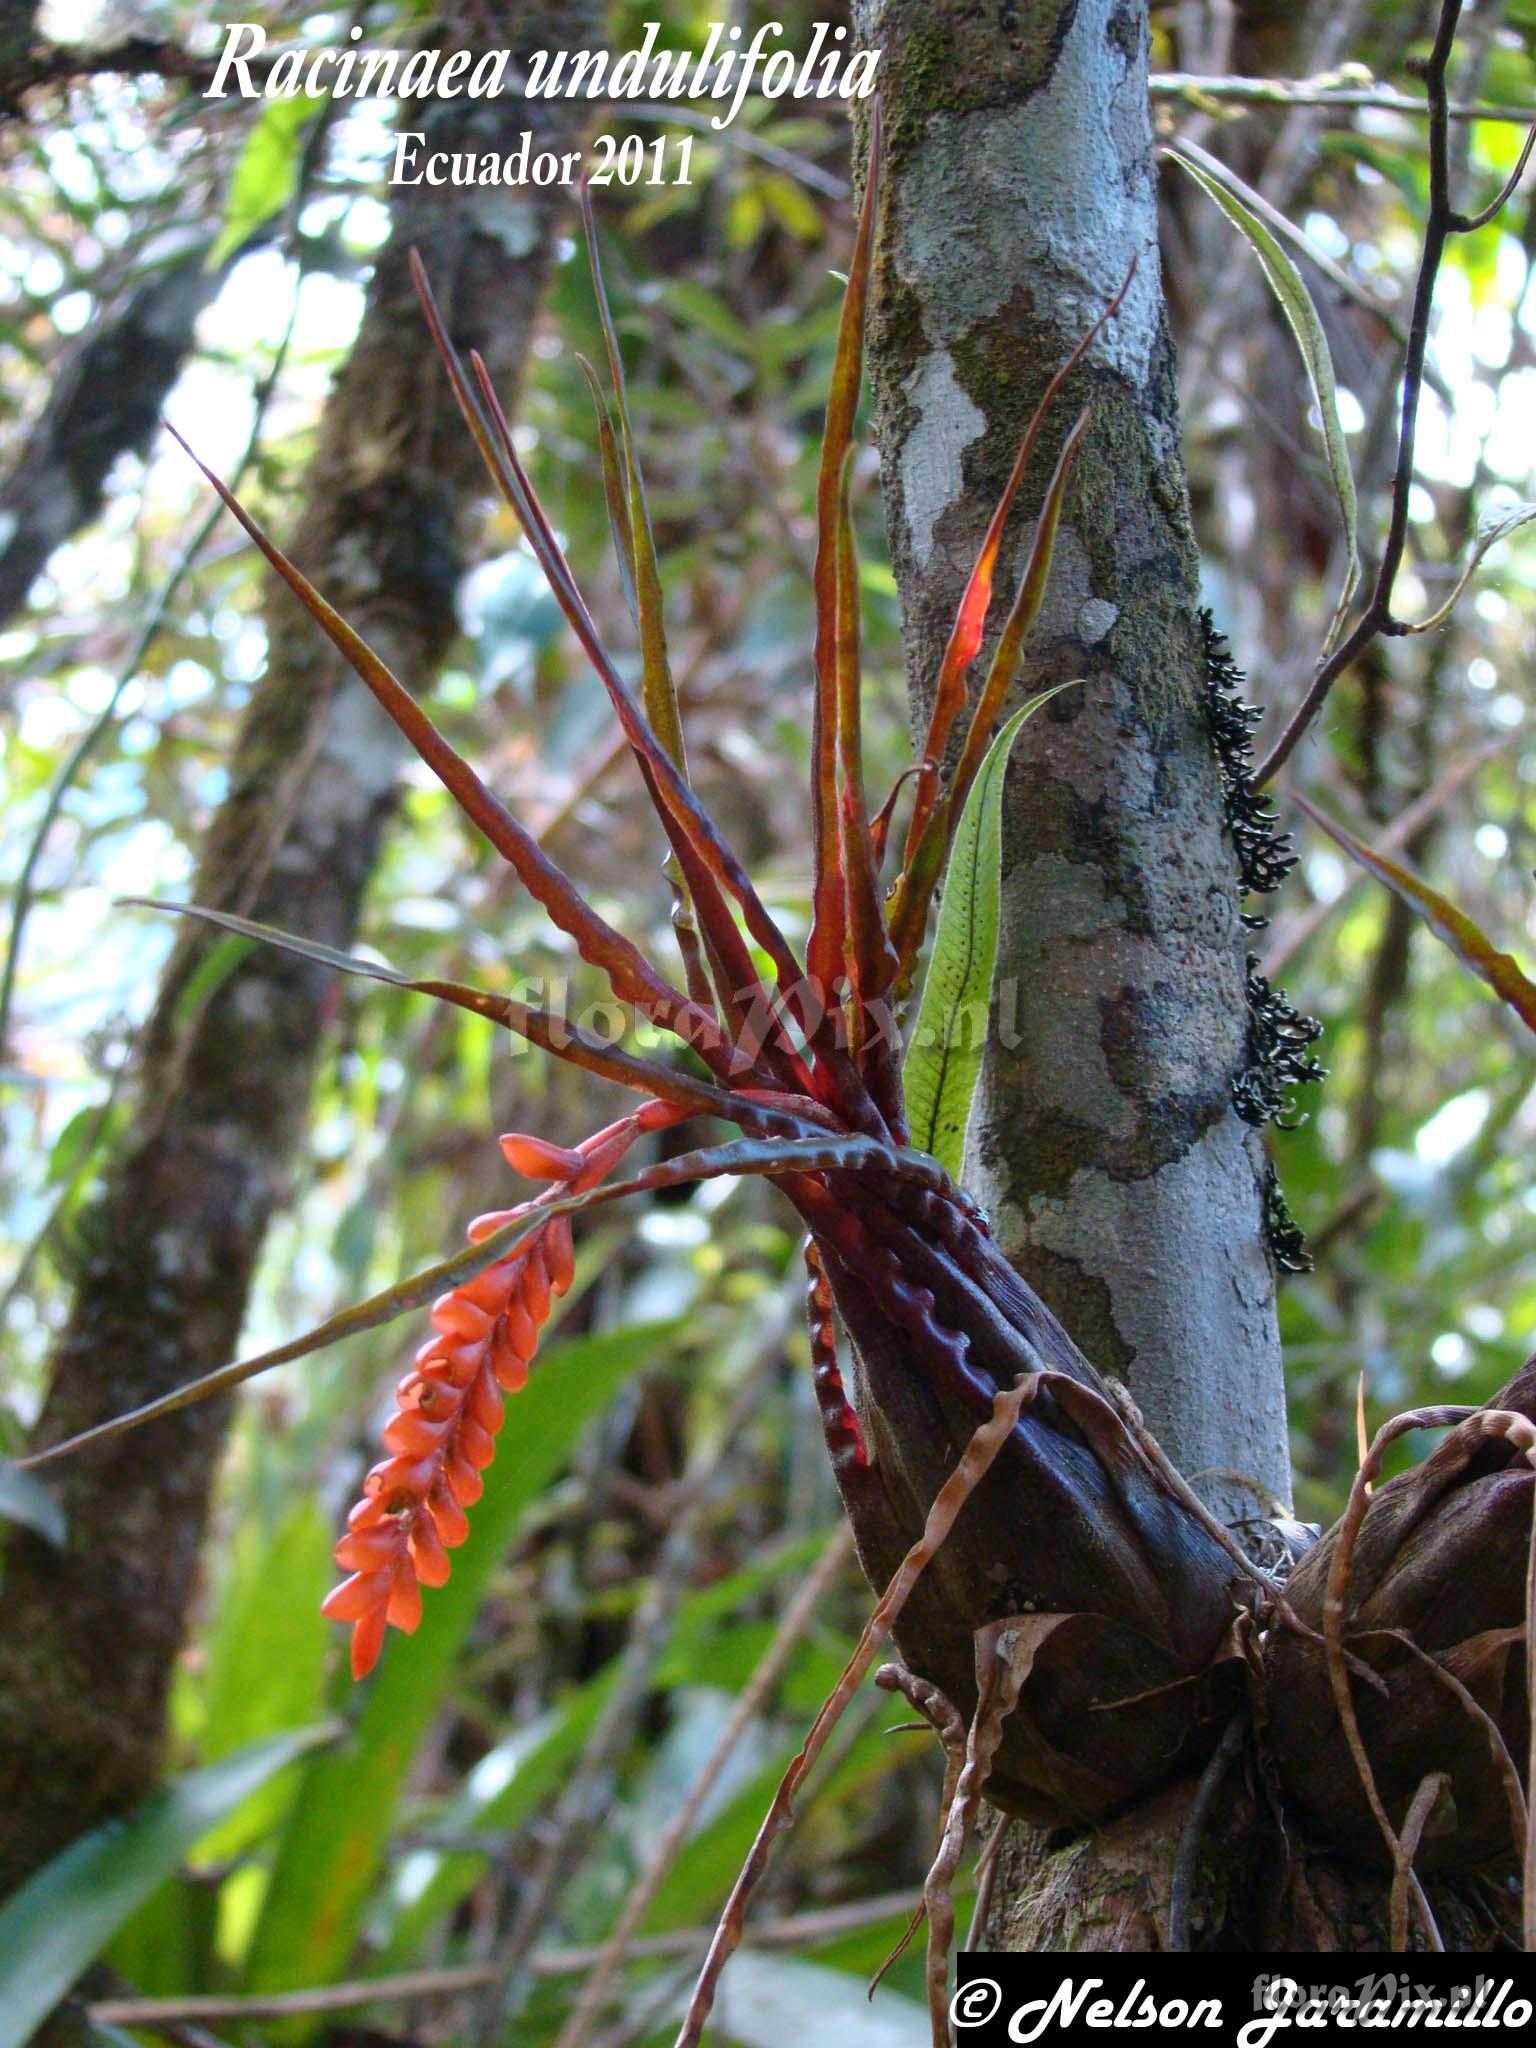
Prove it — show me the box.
[1254,0,1535,789]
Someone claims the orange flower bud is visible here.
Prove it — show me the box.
[500,1132,584,1181]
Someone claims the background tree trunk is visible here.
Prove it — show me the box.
[0,0,594,1898]
[857,0,1298,1951]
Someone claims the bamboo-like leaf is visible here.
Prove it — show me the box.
[1167,140,1360,629]
[21,1134,955,1472]
[0,1725,335,2048]
[1295,791,1536,1033]
[904,704,1038,1175]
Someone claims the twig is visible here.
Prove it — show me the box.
[1390,1774,1451,1952]
[1150,70,1536,125]
[1454,121,1536,232]
[964,1814,1011,1951]
[553,1521,857,2048]
[1167,1714,1247,1951]
[672,1375,1040,2048]
[1254,1,1531,787]
[868,1666,968,1997]
[83,1895,928,2027]
[622,102,848,197]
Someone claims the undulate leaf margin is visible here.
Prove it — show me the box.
[904,691,1072,1176]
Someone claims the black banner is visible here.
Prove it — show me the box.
[953,1953,1536,2046]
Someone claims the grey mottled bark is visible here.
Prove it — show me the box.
[857,0,1289,1512]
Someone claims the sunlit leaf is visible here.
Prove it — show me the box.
[904,702,1039,1176]
[1167,139,1360,629]
[1295,792,1536,1033]
[210,97,321,267]
[0,1458,65,1547]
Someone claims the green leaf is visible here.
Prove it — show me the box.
[1166,139,1360,620]
[0,1725,334,2048]
[210,98,321,268]
[903,702,1040,1177]
[170,932,257,1028]
[240,1319,683,2022]
[0,1458,65,1546]
[191,1503,335,1861]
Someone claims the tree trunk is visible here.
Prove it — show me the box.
[0,0,594,1899]
[857,0,1286,1950]
[858,0,1521,1956]
[857,0,1287,1523]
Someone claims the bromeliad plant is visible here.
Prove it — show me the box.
[152,133,1257,1824]
[26,114,1535,1970]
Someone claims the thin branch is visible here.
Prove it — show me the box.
[83,1894,928,2026]
[1167,1713,1247,1950]
[1453,121,1536,231]
[2,36,224,102]
[1391,1774,1452,1953]
[1254,0,1530,788]
[1150,69,1536,125]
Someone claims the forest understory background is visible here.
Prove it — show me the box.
[3,0,1536,2038]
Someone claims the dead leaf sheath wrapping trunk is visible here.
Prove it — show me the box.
[793,1172,1250,1824]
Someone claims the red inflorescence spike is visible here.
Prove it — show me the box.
[322,1101,689,1679]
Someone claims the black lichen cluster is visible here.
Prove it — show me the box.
[1202,611,1324,1273]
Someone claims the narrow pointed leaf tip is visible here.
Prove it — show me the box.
[1295,792,1536,1036]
